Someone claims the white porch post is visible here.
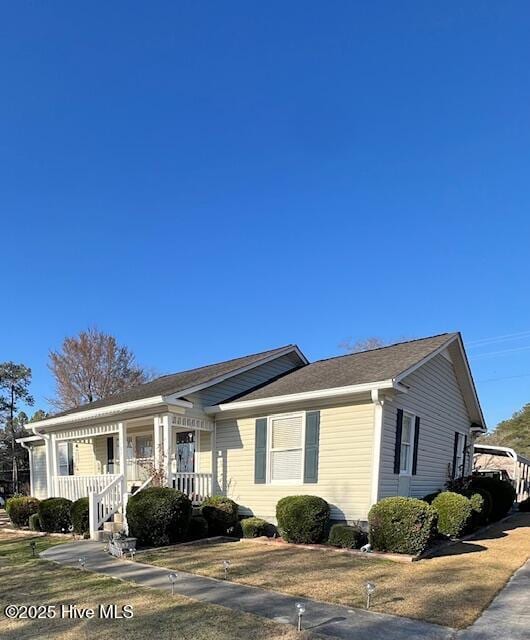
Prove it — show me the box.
[153,416,162,468]
[44,436,54,498]
[162,414,172,487]
[50,434,60,497]
[118,422,127,485]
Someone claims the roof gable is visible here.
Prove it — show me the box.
[50,344,306,419]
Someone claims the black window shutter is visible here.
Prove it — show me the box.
[304,411,320,483]
[412,416,420,475]
[68,443,74,476]
[452,432,459,479]
[393,409,404,474]
[254,418,267,484]
[462,434,468,477]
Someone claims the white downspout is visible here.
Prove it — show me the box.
[370,389,385,507]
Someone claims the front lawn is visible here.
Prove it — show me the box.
[0,532,312,640]
[140,512,530,629]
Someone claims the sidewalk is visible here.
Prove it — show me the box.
[457,559,530,640]
[42,540,454,640]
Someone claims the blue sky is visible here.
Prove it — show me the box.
[1,2,530,427]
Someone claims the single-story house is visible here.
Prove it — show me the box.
[474,443,530,502]
[18,332,486,538]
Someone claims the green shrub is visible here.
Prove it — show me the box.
[519,497,530,512]
[368,497,437,555]
[187,515,209,540]
[448,476,515,522]
[5,496,40,528]
[468,492,487,528]
[201,497,239,536]
[432,492,472,538]
[70,497,89,536]
[422,491,441,504]
[276,495,330,544]
[38,498,72,533]
[241,517,272,538]
[328,523,367,549]
[28,512,41,531]
[127,487,191,547]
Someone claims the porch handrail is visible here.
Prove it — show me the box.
[89,474,124,539]
[174,472,212,504]
[55,474,120,502]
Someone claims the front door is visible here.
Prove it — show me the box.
[176,431,195,472]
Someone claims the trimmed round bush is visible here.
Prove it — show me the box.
[38,498,72,533]
[519,497,530,512]
[368,497,437,555]
[71,497,89,536]
[186,515,209,540]
[5,496,40,528]
[241,517,272,538]
[276,495,330,544]
[127,487,192,547]
[468,492,487,528]
[201,496,239,536]
[432,492,472,538]
[28,512,41,531]
[328,523,367,549]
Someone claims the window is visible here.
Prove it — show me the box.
[268,413,304,483]
[400,413,415,474]
[454,432,466,478]
[135,435,153,459]
[58,442,74,476]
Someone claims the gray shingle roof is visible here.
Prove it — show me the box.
[228,333,456,402]
[53,345,298,418]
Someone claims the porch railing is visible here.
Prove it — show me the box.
[173,472,212,504]
[89,475,124,540]
[104,458,154,483]
[55,474,120,502]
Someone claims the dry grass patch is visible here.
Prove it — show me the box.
[141,512,530,629]
[0,532,312,640]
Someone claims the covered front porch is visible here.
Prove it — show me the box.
[41,409,215,537]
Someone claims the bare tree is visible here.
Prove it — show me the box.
[339,337,388,353]
[49,328,151,411]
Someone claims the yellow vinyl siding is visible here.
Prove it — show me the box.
[214,399,374,522]
[197,431,213,473]
[74,441,97,475]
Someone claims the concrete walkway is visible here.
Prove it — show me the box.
[457,559,530,640]
[42,540,454,640]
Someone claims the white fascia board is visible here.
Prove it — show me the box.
[205,379,398,413]
[15,435,44,444]
[28,396,192,432]
[173,346,308,399]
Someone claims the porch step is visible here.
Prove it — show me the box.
[113,512,124,525]
[0,509,11,527]
[103,520,123,534]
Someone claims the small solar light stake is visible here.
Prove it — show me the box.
[295,602,306,631]
[78,556,86,571]
[223,559,231,580]
[168,572,178,595]
[130,548,136,561]
[365,582,376,609]
[29,540,37,557]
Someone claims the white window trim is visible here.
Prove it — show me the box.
[266,411,306,485]
[399,411,416,477]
